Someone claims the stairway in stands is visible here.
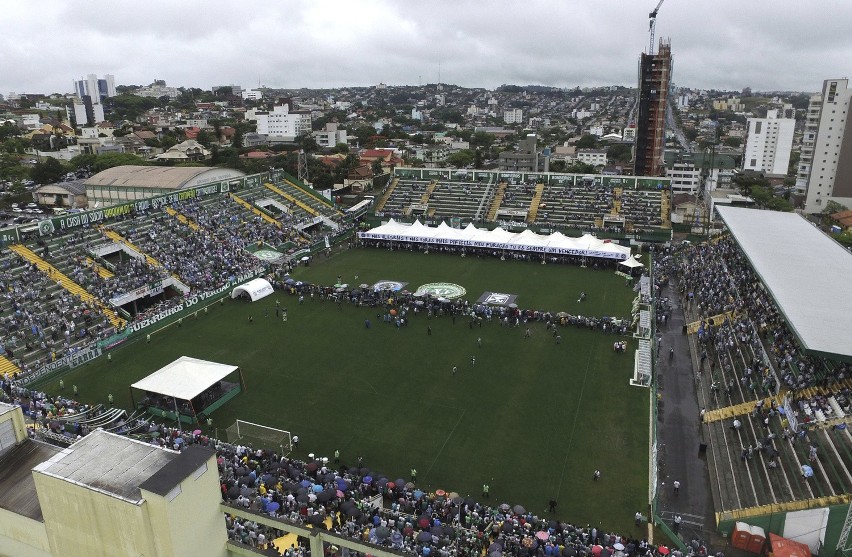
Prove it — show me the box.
[612,187,623,216]
[374,177,399,212]
[419,182,437,205]
[0,356,21,379]
[165,207,201,231]
[660,190,672,228]
[485,182,507,221]
[230,194,285,228]
[101,229,168,270]
[526,184,546,223]
[8,244,126,330]
[264,183,320,217]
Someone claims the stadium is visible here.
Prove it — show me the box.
[0,167,848,557]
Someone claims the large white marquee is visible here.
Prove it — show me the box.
[358,220,631,260]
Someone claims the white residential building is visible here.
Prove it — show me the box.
[576,148,608,167]
[242,89,263,101]
[312,123,348,148]
[135,81,180,99]
[667,160,701,195]
[796,93,822,195]
[255,104,312,140]
[72,97,105,126]
[742,109,794,176]
[804,79,852,213]
[503,108,523,124]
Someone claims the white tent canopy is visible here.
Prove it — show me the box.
[619,255,645,268]
[131,356,238,401]
[231,277,274,302]
[358,219,631,260]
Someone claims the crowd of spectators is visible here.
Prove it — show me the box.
[0,374,703,557]
[0,254,116,374]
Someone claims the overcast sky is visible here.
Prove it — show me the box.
[3,0,850,96]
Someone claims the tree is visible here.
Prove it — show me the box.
[607,144,632,164]
[196,130,214,148]
[446,149,475,168]
[92,153,147,173]
[30,158,65,184]
[576,134,598,149]
[822,200,849,215]
[371,159,384,176]
[69,153,97,170]
[723,137,742,148]
[231,127,243,149]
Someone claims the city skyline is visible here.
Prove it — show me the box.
[2,0,851,95]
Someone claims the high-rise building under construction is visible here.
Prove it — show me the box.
[634,41,672,177]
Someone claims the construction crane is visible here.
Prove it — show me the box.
[648,0,666,54]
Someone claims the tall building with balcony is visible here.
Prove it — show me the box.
[803,79,852,213]
[742,109,795,177]
[634,41,672,177]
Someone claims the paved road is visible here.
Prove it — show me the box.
[655,279,724,550]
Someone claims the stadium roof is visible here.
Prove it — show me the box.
[717,206,852,362]
[131,356,238,401]
[85,165,244,190]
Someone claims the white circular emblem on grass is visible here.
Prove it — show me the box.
[254,249,281,261]
[415,282,466,299]
[373,280,405,291]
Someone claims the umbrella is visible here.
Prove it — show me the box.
[227,486,240,498]
[802,464,814,478]
[336,478,349,491]
[363,475,373,484]
[563,548,578,557]
[658,547,670,555]
[306,462,318,473]
[296,493,309,503]
[312,484,323,493]
[336,489,345,498]
[395,478,406,488]
[307,513,324,525]
[431,525,444,537]
[435,489,446,497]
[489,542,504,553]
[614,543,625,551]
[267,501,280,512]
[513,504,526,515]
[501,521,514,533]
[418,516,431,528]
[240,487,251,497]
[359,467,370,476]
[300,480,311,488]
[452,496,464,505]
[317,489,335,503]
[536,531,549,541]
[405,482,415,490]
[413,489,424,499]
[499,503,510,512]
[387,481,396,490]
[375,526,391,540]
[449,491,460,499]
[403,525,414,536]
[592,545,604,557]
[192,429,201,435]
[343,505,362,518]
[417,531,433,543]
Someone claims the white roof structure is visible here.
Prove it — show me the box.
[131,356,238,401]
[717,206,852,361]
[358,219,631,260]
[231,277,274,302]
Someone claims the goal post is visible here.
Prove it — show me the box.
[225,419,292,453]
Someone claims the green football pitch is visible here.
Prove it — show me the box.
[45,248,649,532]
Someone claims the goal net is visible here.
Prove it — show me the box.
[225,419,292,453]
